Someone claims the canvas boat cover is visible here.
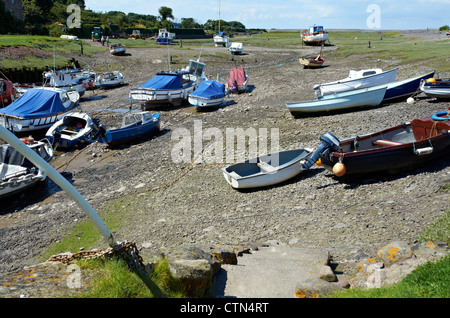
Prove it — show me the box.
[2,89,66,119]
[191,80,225,99]
[228,68,246,87]
[138,71,188,90]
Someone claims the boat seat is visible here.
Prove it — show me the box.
[61,129,79,135]
[228,171,240,179]
[411,118,450,141]
[372,139,404,147]
[257,161,278,173]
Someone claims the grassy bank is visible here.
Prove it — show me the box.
[0,35,105,69]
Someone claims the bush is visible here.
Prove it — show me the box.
[439,25,449,31]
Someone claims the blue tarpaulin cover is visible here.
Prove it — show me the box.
[191,81,225,99]
[2,89,66,119]
[138,72,187,90]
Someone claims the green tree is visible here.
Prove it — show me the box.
[158,6,173,21]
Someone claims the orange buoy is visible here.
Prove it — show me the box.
[316,158,323,166]
[332,162,346,177]
[426,78,436,84]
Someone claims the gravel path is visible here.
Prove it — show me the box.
[1,35,449,274]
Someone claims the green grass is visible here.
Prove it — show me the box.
[72,257,186,298]
[329,31,450,72]
[328,255,450,298]
[40,194,142,261]
[0,35,104,69]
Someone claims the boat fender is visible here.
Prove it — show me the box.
[302,132,340,170]
[432,111,450,121]
[414,147,433,156]
[332,162,346,177]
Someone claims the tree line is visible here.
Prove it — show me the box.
[1,0,252,36]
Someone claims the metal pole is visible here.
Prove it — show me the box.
[0,125,116,247]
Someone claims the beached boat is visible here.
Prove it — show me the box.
[156,29,175,45]
[0,89,80,134]
[299,55,325,68]
[110,43,126,55]
[420,78,450,100]
[43,68,90,96]
[0,138,53,198]
[226,68,248,94]
[380,71,435,102]
[286,86,387,115]
[222,148,312,189]
[98,111,160,146]
[229,42,244,55]
[314,68,398,98]
[129,71,197,108]
[319,112,450,177]
[189,80,226,109]
[1,78,16,107]
[93,71,124,89]
[46,112,102,149]
[130,60,206,108]
[301,25,328,46]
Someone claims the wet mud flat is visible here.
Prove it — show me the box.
[1,38,449,275]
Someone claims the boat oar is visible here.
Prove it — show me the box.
[0,124,116,247]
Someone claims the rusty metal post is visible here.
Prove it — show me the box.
[0,125,116,247]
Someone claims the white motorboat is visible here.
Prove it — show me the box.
[314,68,398,98]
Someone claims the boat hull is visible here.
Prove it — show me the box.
[189,95,224,108]
[101,113,160,146]
[382,71,435,102]
[286,86,387,115]
[320,117,450,176]
[299,56,325,68]
[130,87,194,108]
[222,149,311,189]
[315,68,398,97]
[420,79,450,99]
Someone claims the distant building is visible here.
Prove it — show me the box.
[3,0,23,20]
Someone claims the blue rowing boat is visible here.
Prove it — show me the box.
[99,112,160,146]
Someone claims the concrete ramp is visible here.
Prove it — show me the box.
[213,246,328,298]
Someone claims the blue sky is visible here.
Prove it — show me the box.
[84,0,449,30]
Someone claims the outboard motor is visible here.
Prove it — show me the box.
[302,132,340,170]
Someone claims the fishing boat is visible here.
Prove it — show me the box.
[93,71,124,89]
[43,68,90,96]
[229,42,244,55]
[0,88,80,134]
[226,68,248,94]
[130,60,206,108]
[286,86,387,115]
[109,43,126,55]
[46,112,102,149]
[319,112,450,177]
[0,138,53,198]
[98,111,160,146]
[301,25,328,46]
[380,71,435,102]
[156,29,175,45]
[299,55,325,69]
[188,80,226,109]
[420,78,450,100]
[222,148,312,189]
[130,71,197,108]
[314,68,398,98]
[0,78,16,106]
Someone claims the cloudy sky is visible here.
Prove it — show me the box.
[84,0,449,30]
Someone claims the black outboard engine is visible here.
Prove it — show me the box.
[302,132,340,170]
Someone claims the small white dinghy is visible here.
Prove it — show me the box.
[222,148,312,189]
